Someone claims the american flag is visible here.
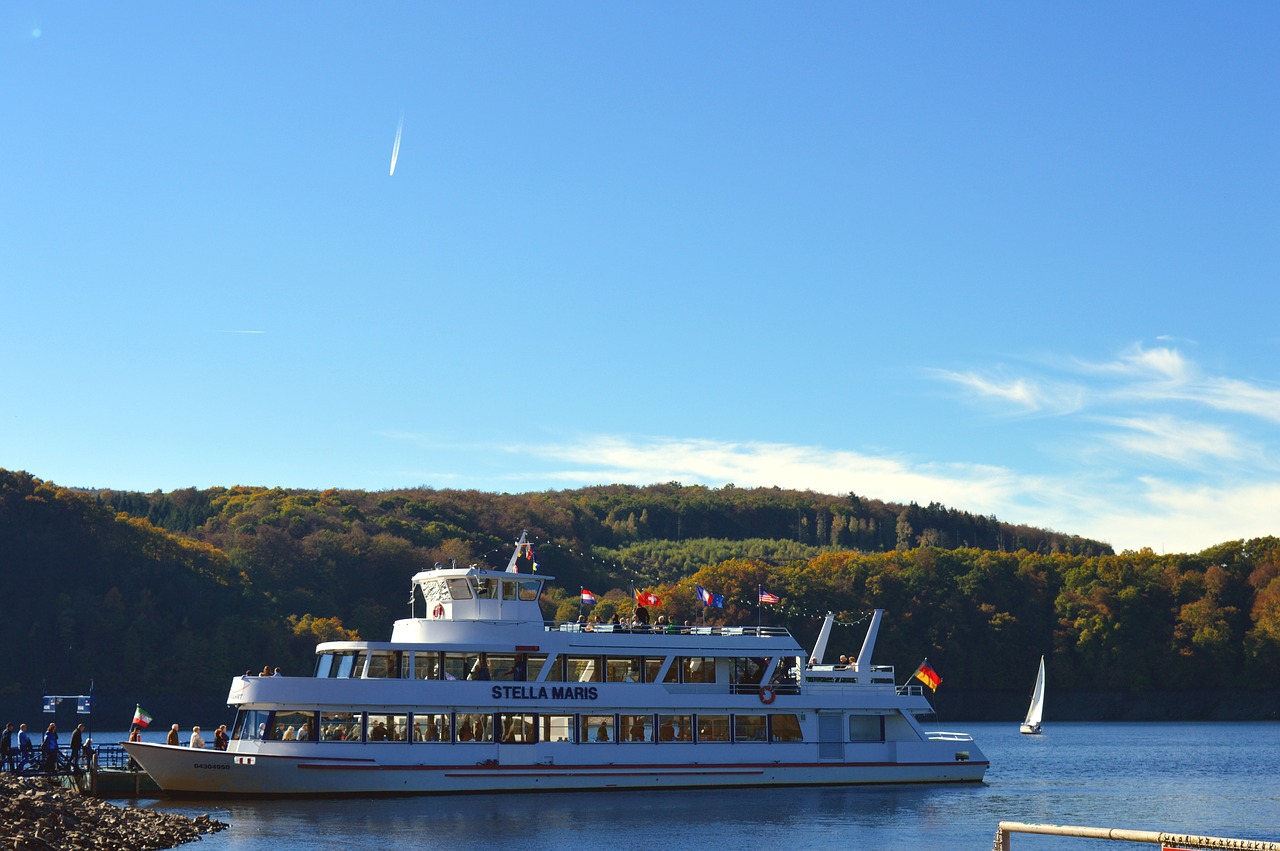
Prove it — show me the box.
[759,589,780,604]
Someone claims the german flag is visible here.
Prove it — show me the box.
[913,660,942,691]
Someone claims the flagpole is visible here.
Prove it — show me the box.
[579,586,584,620]
[757,584,762,630]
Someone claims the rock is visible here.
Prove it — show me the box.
[0,773,227,849]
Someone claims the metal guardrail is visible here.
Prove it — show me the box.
[994,822,1280,850]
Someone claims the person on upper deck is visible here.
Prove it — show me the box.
[190,726,206,749]
[468,658,491,681]
[167,724,180,746]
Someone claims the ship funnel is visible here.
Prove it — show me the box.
[810,613,835,664]
[852,609,884,672]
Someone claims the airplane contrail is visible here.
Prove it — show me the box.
[390,112,404,176]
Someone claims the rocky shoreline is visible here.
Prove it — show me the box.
[0,774,227,850]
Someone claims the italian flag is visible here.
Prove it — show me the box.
[132,705,153,728]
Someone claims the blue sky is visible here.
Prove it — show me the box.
[3,3,1277,554]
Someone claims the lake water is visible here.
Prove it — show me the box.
[113,722,1279,850]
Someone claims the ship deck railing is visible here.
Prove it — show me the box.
[550,622,793,638]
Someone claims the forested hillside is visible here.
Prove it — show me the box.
[3,469,1277,719]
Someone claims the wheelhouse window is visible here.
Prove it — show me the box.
[472,577,499,599]
[320,712,362,742]
[581,714,615,743]
[447,578,473,600]
[413,713,451,742]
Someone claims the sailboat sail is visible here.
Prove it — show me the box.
[1022,656,1045,732]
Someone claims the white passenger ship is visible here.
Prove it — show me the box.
[123,534,988,795]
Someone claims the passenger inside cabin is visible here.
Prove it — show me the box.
[659,718,675,742]
[468,658,491,681]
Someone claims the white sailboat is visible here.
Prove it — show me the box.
[1020,655,1045,735]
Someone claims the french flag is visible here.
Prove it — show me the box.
[581,589,597,606]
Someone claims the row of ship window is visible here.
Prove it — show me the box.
[315,650,788,685]
[229,709,822,745]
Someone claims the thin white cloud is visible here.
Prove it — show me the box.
[1098,416,1246,465]
[930,369,1084,415]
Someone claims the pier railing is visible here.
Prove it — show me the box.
[994,822,1280,850]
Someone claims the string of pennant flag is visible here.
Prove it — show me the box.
[470,535,879,624]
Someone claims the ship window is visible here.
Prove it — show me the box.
[472,577,499,599]
[314,654,333,678]
[581,714,615,743]
[540,714,575,743]
[657,714,692,742]
[320,711,363,742]
[231,709,271,742]
[697,714,730,743]
[328,652,357,678]
[368,713,408,742]
[366,653,396,679]
[541,656,566,681]
[447,578,473,600]
[731,657,767,686]
[487,654,518,681]
[644,658,664,684]
[606,657,643,683]
[770,714,803,743]
[502,580,519,601]
[517,580,540,601]
[849,715,885,742]
[442,653,472,681]
[524,654,548,681]
[272,710,316,742]
[566,657,600,683]
[620,714,653,743]
[350,652,370,678]
[413,713,451,742]
[499,713,536,744]
[682,657,716,684]
[420,580,446,603]
[414,652,441,680]
[733,714,767,742]
[456,712,493,743]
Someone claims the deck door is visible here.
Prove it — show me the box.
[817,712,845,761]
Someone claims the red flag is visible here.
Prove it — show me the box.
[635,589,662,607]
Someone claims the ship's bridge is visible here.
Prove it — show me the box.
[389,564,550,643]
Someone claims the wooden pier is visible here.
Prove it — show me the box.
[3,744,159,798]
[995,822,1280,850]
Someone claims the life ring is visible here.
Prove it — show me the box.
[432,603,444,620]
[758,685,777,705]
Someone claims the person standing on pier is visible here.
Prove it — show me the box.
[0,723,12,770]
[69,723,84,771]
[42,723,58,772]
